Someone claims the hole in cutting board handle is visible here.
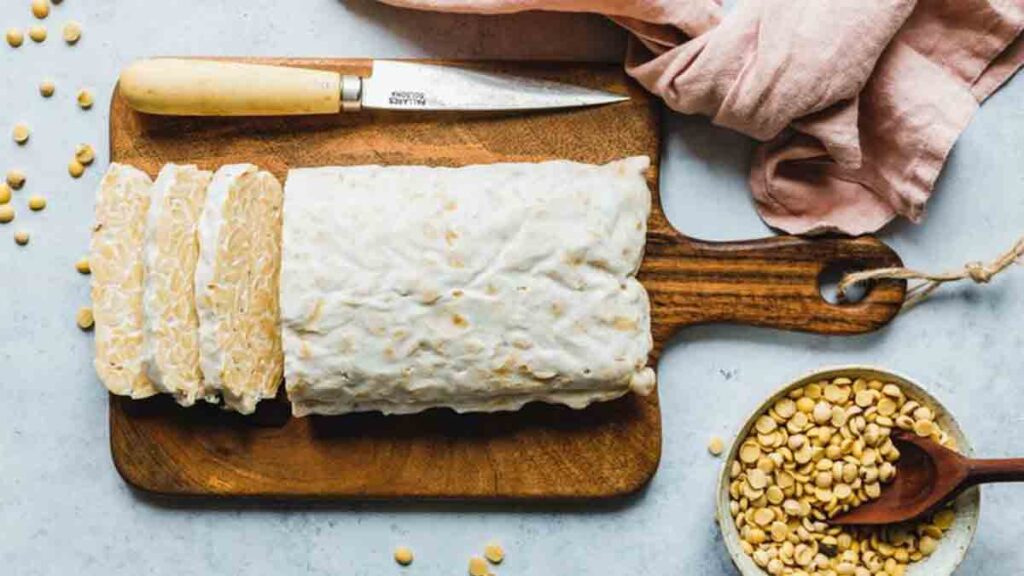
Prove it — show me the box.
[818,261,870,305]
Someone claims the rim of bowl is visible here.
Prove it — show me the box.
[716,364,980,576]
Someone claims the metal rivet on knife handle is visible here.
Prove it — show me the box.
[340,75,362,112]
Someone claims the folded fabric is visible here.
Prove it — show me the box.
[377,0,1024,235]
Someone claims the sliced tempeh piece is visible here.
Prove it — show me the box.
[143,164,213,406]
[281,156,656,417]
[91,163,157,398]
[195,164,284,414]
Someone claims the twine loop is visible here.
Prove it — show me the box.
[839,236,1024,311]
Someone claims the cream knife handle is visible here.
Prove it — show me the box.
[118,58,346,116]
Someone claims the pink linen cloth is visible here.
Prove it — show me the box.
[377,0,1024,235]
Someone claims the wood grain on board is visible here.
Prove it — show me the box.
[108,58,906,500]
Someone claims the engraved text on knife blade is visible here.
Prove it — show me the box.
[388,91,428,107]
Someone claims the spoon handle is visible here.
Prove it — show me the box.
[965,458,1024,485]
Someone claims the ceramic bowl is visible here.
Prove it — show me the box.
[717,365,980,576]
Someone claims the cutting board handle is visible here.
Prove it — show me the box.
[642,227,907,356]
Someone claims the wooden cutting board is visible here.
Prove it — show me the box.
[108,58,907,500]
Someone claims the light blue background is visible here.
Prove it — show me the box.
[1,1,1021,574]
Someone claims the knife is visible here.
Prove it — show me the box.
[118,58,629,116]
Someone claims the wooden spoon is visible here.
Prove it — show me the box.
[830,430,1024,525]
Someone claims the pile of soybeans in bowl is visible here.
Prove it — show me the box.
[718,371,978,576]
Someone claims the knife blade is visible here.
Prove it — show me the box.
[118,58,629,117]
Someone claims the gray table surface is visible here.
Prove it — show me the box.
[1,1,1021,574]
